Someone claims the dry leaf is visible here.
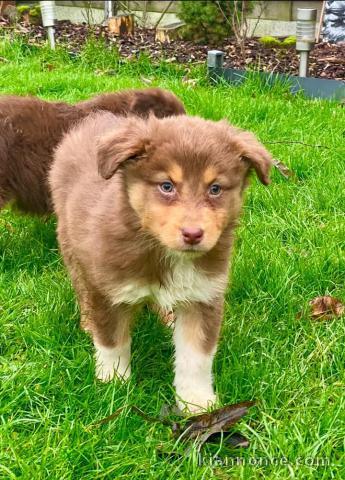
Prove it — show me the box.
[272,159,294,179]
[157,432,249,461]
[205,431,250,448]
[182,76,198,86]
[309,296,345,320]
[140,75,153,85]
[95,400,253,460]
[175,400,255,444]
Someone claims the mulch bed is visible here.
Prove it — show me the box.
[1,18,344,80]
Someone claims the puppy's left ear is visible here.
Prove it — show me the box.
[229,128,273,185]
[97,119,149,180]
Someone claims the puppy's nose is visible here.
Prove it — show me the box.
[182,227,204,245]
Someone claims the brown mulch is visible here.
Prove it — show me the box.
[1,18,344,80]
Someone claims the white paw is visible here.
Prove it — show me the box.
[176,385,217,414]
[94,343,131,382]
[95,358,131,382]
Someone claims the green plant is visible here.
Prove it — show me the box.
[29,5,41,17]
[259,35,297,50]
[79,37,120,71]
[259,35,282,48]
[282,35,297,48]
[29,5,42,25]
[16,4,42,25]
[16,4,30,16]
[179,0,245,43]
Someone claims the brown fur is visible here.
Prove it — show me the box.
[0,88,185,214]
[0,96,83,214]
[49,112,272,411]
[78,87,186,119]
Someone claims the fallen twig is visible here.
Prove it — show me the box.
[93,405,172,427]
[266,140,330,149]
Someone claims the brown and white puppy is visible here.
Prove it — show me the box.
[49,112,272,413]
[0,88,185,214]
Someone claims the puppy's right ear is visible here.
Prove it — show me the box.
[97,121,148,179]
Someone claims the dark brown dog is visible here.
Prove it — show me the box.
[78,87,186,118]
[0,96,83,214]
[50,112,272,413]
[0,88,185,214]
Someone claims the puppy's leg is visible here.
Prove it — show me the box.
[59,237,134,382]
[173,300,223,413]
[87,295,134,383]
[58,237,91,330]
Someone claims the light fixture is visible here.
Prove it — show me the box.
[296,8,317,77]
[40,1,56,49]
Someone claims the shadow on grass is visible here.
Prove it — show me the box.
[0,209,59,274]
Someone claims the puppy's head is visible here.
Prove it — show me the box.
[79,88,185,119]
[129,88,186,118]
[97,115,272,254]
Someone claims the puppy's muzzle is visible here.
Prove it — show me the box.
[181,227,204,246]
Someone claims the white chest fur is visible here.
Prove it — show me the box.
[108,258,227,309]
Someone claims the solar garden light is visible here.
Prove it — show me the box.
[104,1,113,21]
[207,50,224,82]
[207,50,224,69]
[296,8,317,77]
[40,1,56,49]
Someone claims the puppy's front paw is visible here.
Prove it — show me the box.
[95,358,131,382]
[95,343,131,382]
[176,385,217,414]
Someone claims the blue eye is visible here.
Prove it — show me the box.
[159,181,175,194]
[209,184,222,196]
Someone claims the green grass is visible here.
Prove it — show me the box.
[1,36,345,479]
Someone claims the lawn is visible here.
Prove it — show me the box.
[0,37,345,479]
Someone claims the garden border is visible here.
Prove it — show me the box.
[207,50,345,101]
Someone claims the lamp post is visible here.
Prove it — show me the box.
[40,1,55,49]
[207,50,225,83]
[104,1,113,21]
[296,8,317,77]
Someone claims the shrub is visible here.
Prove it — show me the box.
[16,5,30,16]
[179,0,246,43]
[29,5,42,25]
[258,36,282,48]
[259,35,297,49]
[282,35,296,48]
[16,4,42,25]
[29,5,41,18]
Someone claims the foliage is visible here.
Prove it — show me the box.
[179,0,246,43]
[259,35,297,49]
[78,37,120,71]
[16,4,42,24]
[16,5,30,15]
[28,5,42,25]
[259,35,283,48]
[282,35,297,47]
[29,5,41,18]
